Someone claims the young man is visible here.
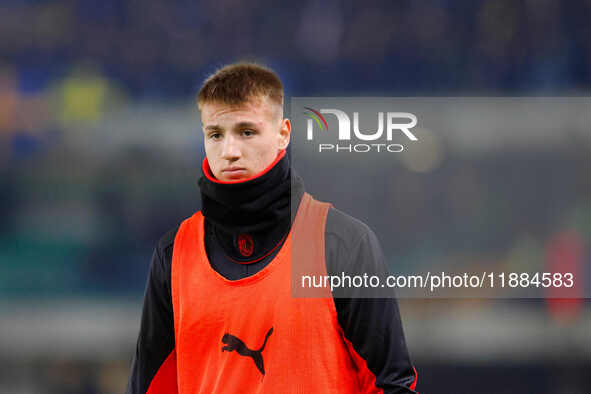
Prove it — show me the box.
[126,63,418,393]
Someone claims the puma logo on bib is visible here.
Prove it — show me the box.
[221,327,273,375]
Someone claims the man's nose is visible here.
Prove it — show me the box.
[221,135,241,160]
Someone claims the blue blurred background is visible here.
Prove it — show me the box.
[1,0,590,393]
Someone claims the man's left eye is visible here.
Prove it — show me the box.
[242,130,255,136]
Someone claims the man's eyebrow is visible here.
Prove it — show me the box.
[234,121,259,129]
[204,124,223,132]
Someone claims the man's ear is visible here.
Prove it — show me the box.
[278,118,291,150]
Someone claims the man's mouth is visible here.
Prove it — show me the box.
[222,167,248,179]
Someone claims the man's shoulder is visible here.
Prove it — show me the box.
[323,206,388,279]
[155,224,180,260]
[325,206,374,246]
[155,211,203,256]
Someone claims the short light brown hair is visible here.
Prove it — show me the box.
[197,62,284,110]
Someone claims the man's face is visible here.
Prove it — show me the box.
[201,95,291,182]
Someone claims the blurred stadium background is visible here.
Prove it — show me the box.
[1,0,591,393]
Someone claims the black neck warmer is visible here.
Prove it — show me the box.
[198,151,305,263]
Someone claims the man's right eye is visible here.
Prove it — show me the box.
[209,133,222,140]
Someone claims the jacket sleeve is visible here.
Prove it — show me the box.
[126,229,178,394]
[326,208,418,394]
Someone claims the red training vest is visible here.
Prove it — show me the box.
[168,192,382,393]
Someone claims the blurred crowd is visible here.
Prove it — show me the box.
[2,0,591,159]
[1,0,591,99]
[1,1,591,393]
